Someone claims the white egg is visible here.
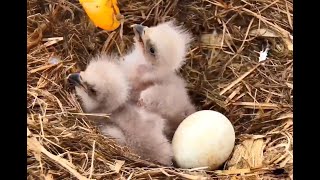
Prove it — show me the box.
[172,110,235,170]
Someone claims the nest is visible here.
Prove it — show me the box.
[27,0,293,179]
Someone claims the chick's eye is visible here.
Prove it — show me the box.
[89,87,96,95]
[149,47,155,54]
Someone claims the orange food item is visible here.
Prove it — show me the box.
[79,0,121,31]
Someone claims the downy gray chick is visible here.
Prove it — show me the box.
[120,21,193,101]
[67,55,173,166]
[122,21,197,139]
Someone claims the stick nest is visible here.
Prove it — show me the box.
[27,0,293,179]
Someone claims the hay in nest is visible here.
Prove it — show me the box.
[27,0,293,179]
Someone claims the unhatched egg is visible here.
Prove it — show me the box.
[172,110,235,170]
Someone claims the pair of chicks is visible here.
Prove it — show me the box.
[67,21,196,166]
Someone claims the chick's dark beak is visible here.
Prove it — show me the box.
[67,73,81,87]
[132,24,146,37]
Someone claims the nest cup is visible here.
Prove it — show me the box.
[27,0,293,179]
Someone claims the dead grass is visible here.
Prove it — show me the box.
[27,0,293,179]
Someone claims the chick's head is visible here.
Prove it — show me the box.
[68,56,130,113]
[132,21,193,72]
